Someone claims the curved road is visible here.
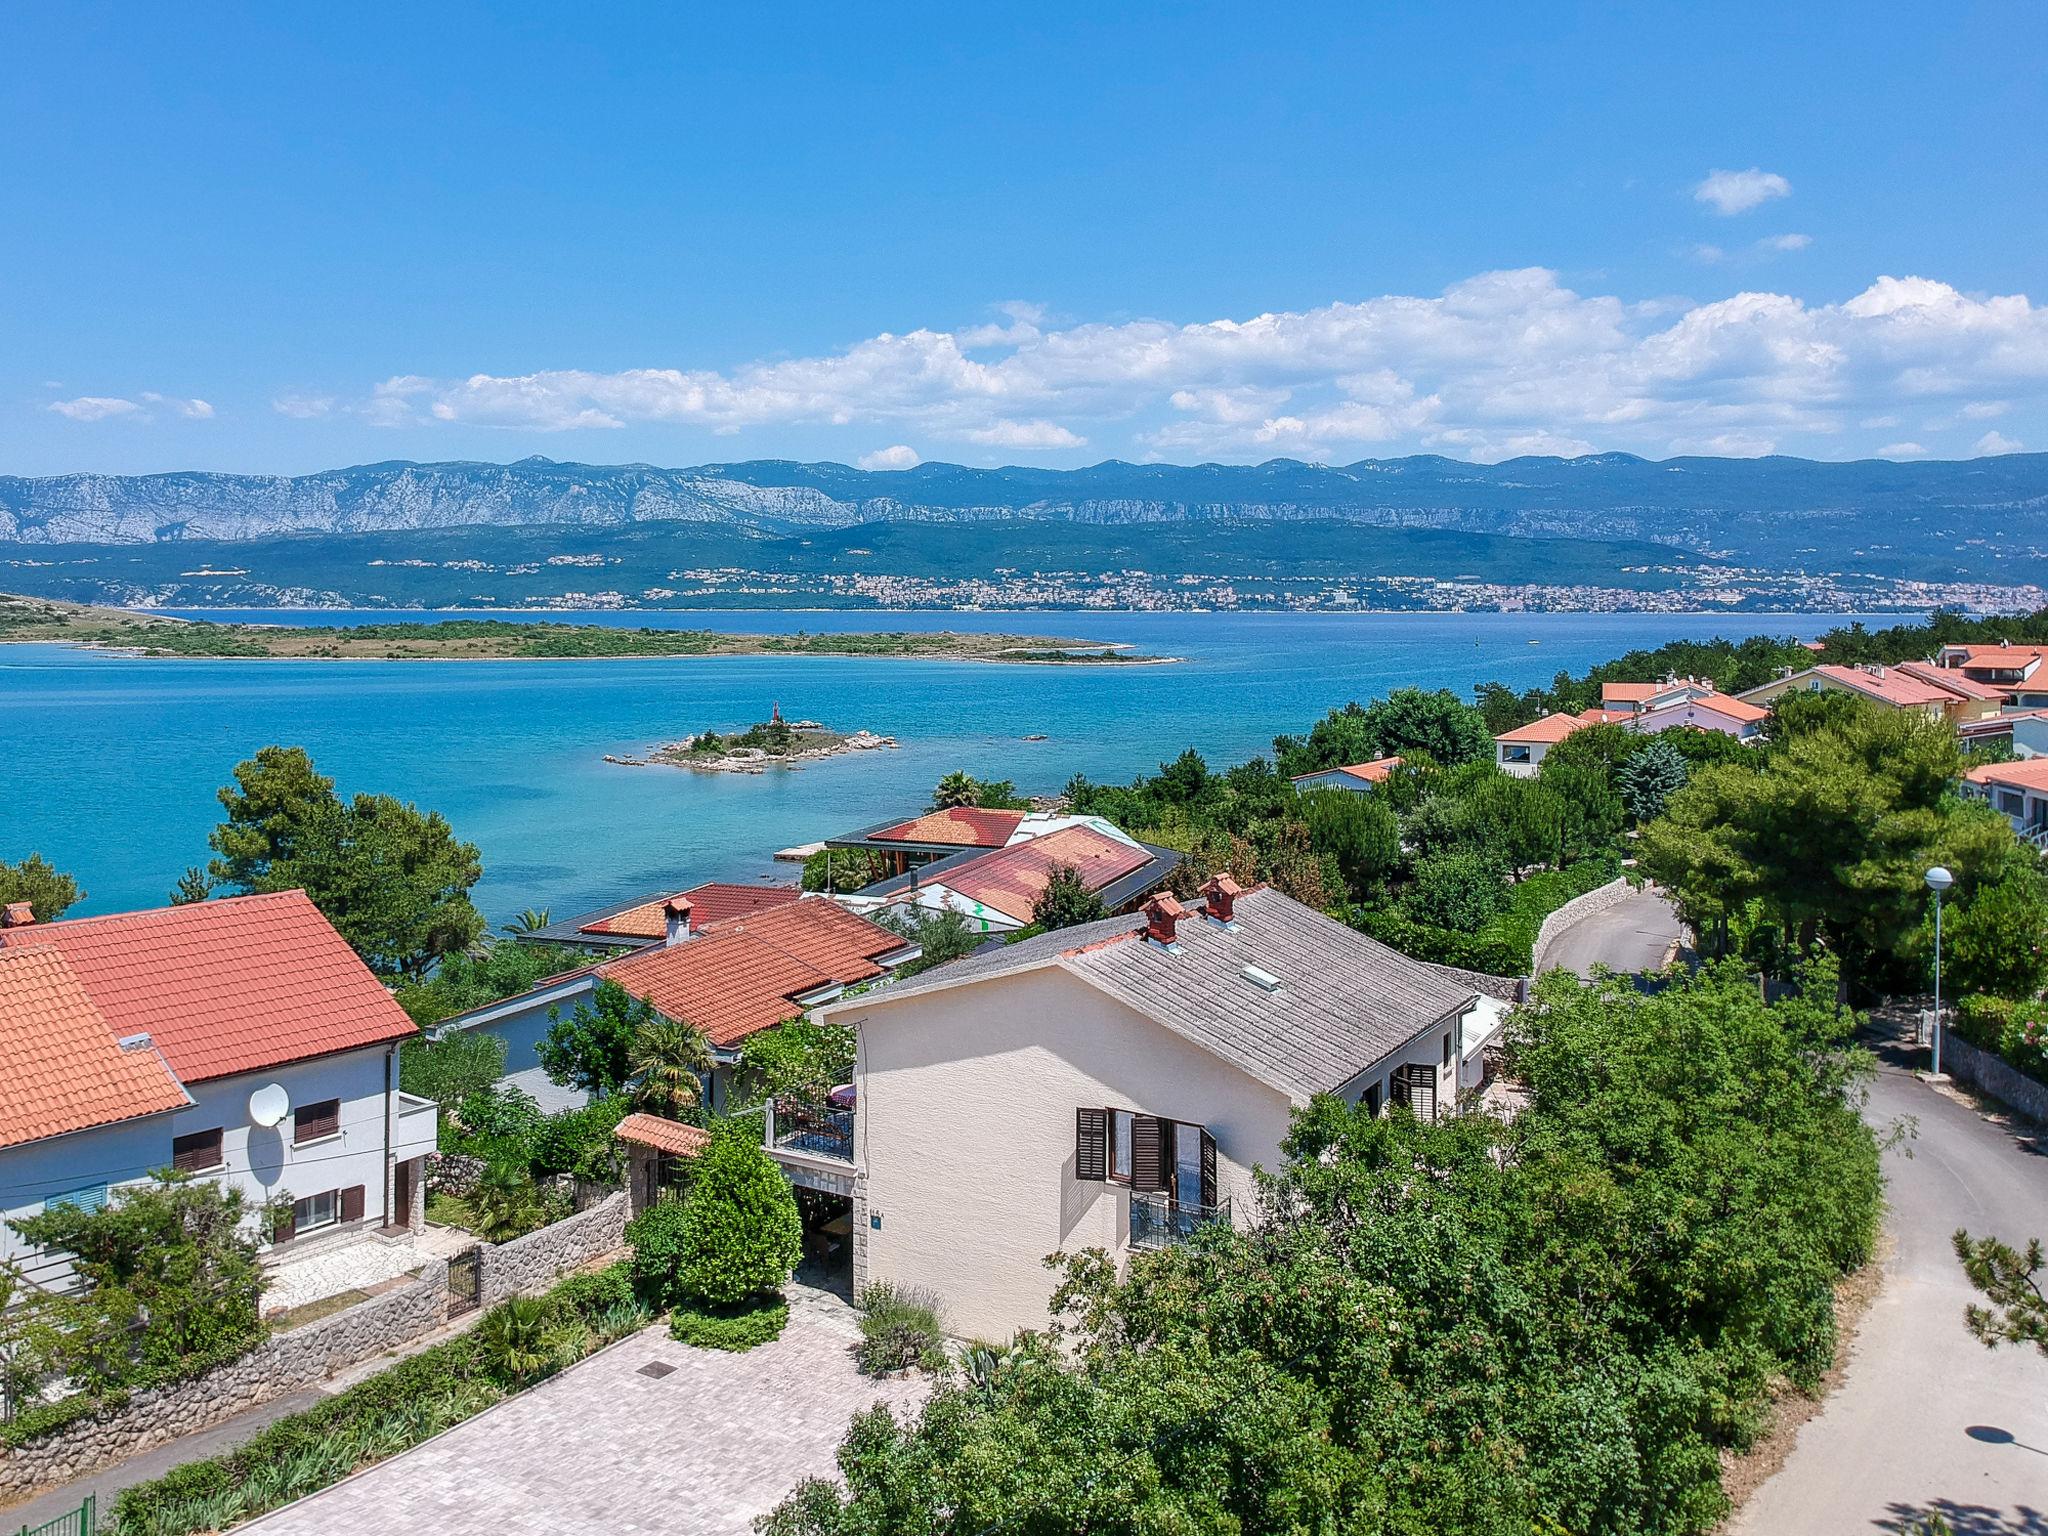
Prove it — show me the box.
[1539,885,1682,977]
[1731,1035,2048,1535]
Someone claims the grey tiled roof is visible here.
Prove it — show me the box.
[831,887,1477,1101]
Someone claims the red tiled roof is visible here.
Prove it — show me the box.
[1293,756,1403,786]
[614,1112,710,1157]
[599,898,905,1047]
[1640,690,1768,726]
[1600,682,1660,705]
[0,945,191,1149]
[1812,664,1954,708]
[580,881,801,938]
[1945,644,2048,674]
[0,891,419,1083]
[1496,713,1587,745]
[1967,758,2048,792]
[868,807,1026,848]
[941,824,1152,924]
[1896,660,2006,702]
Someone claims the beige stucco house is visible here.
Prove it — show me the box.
[810,878,1488,1340]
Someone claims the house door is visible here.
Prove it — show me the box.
[393,1158,416,1228]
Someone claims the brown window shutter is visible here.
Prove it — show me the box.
[273,1204,296,1244]
[340,1185,365,1224]
[1075,1108,1108,1182]
[1131,1115,1169,1192]
[1199,1129,1217,1211]
[171,1128,223,1173]
[294,1099,340,1144]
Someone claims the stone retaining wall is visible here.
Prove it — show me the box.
[3,1192,632,1502]
[1942,1032,2048,1126]
[479,1191,629,1308]
[0,1259,450,1502]
[1420,961,1524,1004]
[1531,877,1641,975]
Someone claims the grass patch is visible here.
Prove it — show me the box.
[268,1288,372,1332]
[668,1296,789,1353]
[425,1191,478,1231]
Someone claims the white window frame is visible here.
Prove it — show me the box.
[293,1190,339,1234]
[1110,1109,1134,1183]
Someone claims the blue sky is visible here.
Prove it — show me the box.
[3,1,2044,475]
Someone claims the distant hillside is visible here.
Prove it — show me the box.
[3,453,2044,580]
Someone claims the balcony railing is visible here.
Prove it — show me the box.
[1128,1190,1232,1250]
[766,1099,854,1164]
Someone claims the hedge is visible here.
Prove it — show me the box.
[668,1297,789,1352]
[1954,994,2048,1088]
[1345,857,1624,976]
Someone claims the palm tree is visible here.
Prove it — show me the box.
[630,1017,715,1120]
[501,908,552,936]
[469,1161,542,1243]
[932,771,979,810]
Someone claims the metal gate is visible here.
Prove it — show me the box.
[447,1245,482,1316]
[14,1494,94,1536]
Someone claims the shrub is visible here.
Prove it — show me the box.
[854,1282,947,1376]
[668,1297,789,1352]
[553,1261,636,1323]
[468,1161,544,1242]
[1402,848,1509,930]
[532,1094,634,1181]
[397,1030,507,1109]
[675,1125,803,1308]
[625,1198,693,1308]
[474,1296,558,1384]
[1954,993,2015,1052]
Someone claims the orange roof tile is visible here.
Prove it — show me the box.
[1967,758,2048,792]
[1600,682,1660,705]
[0,945,191,1149]
[0,891,419,1083]
[868,807,1026,847]
[1639,691,1769,726]
[580,881,801,938]
[614,1113,711,1157]
[1896,660,2006,702]
[598,898,905,1047]
[942,824,1152,923]
[1293,756,1403,786]
[1496,713,1588,745]
[1810,664,1954,708]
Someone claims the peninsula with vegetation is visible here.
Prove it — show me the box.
[0,593,1156,664]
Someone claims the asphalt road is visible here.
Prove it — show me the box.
[1538,884,1682,977]
[1731,1036,2048,1535]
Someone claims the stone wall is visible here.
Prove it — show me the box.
[1420,961,1525,1004]
[478,1191,629,1308]
[1942,1032,2048,1126]
[3,1193,632,1502]
[0,1259,450,1502]
[1531,877,1642,976]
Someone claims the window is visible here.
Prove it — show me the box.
[1442,1033,1454,1068]
[293,1099,341,1145]
[45,1183,108,1215]
[1111,1110,1134,1182]
[292,1190,338,1233]
[172,1127,224,1172]
[1363,1081,1382,1117]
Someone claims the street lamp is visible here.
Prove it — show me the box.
[1926,865,1954,1078]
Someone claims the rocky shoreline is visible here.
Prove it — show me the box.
[605,721,900,774]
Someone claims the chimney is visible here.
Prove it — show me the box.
[1201,873,1243,923]
[1143,892,1186,946]
[662,897,695,948]
[2,901,33,928]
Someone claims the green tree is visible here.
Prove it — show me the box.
[630,1016,716,1120]
[1953,1230,2048,1357]
[739,1018,855,1106]
[1945,868,2048,1000]
[399,1030,508,1108]
[1760,686,1869,745]
[1402,847,1508,929]
[1616,736,1691,823]
[877,906,983,977]
[1299,788,1401,901]
[167,865,213,905]
[1274,688,1491,775]
[676,1123,803,1308]
[801,845,891,893]
[930,772,1028,811]
[502,907,551,935]
[0,852,83,922]
[539,979,657,1098]
[207,746,485,979]
[1031,863,1108,930]
[468,1160,542,1242]
[625,1199,693,1308]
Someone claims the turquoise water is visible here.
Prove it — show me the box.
[2,609,1871,922]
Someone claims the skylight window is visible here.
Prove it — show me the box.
[1241,964,1282,993]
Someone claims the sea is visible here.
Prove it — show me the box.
[1,608,1883,923]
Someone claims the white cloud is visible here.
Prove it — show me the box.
[1961,400,2010,419]
[1695,167,1792,216]
[1759,233,1812,253]
[273,393,336,419]
[958,418,1085,449]
[1878,441,1927,457]
[335,269,2048,461]
[50,392,213,423]
[856,444,921,470]
[49,396,142,421]
[1975,430,2025,455]
[1689,244,1727,265]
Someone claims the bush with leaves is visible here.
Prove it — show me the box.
[0,851,83,921]
[1401,846,1508,930]
[394,941,605,1029]
[676,1123,803,1308]
[853,1282,947,1376]
[625,1198,694,1309]
[399,1030,507,1112]
[740,1018,855,1107]
[1944,867,2048,1001]
[669,1296,790,1352]
[467,1161,544,1243]
[539,978,657,1098]
[1030,862,1108,931]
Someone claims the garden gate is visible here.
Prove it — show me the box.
[447,1245,482,1316]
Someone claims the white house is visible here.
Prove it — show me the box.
[1962,758,2048,848]
[806,878,1490,1340]
[1495,712,1589,777]
[1290,756,1403,794]
[0,891,436,1307]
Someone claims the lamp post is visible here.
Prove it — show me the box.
[1926,865,1954,1078]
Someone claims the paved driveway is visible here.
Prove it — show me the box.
[1539,885,1681,977]
[244,1288,928,1536]
[1730,1032,2048,1535]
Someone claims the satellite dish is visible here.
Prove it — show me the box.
[248,1083,290,1128]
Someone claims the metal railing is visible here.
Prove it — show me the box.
[15,1495,94,1536]
[1128,1190,1232,1250]
[767,1100,854,1163]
